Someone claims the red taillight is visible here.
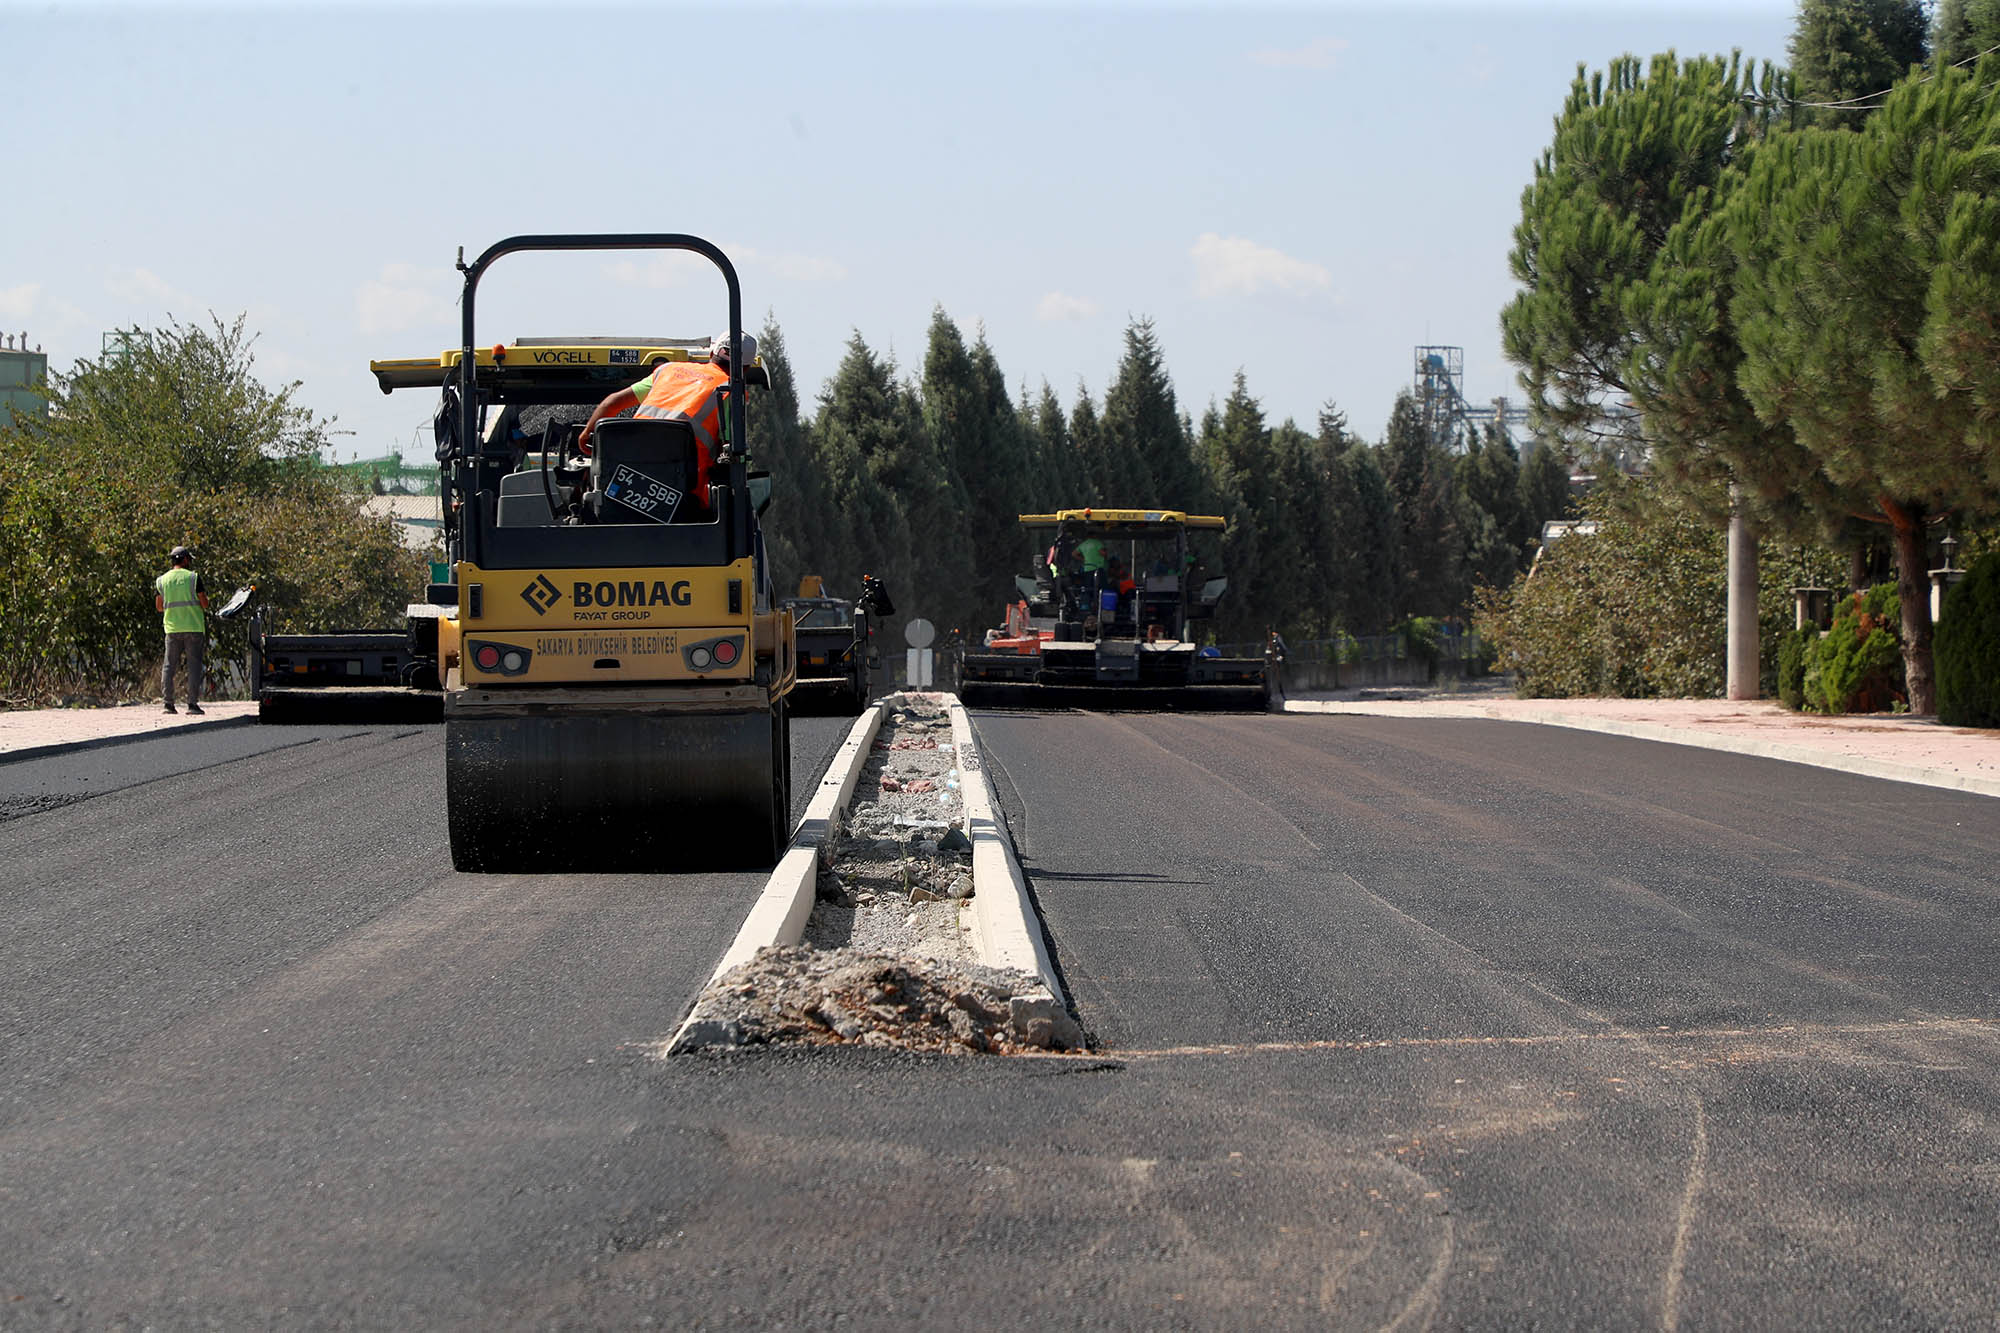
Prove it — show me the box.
[715,639,738,665]
[475,645,501,671]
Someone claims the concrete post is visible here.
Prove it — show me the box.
[1727,496,1759,700]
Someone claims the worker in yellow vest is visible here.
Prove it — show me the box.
[153,545,210,714]
[576,332,754,512]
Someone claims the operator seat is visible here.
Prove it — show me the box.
[588,417,706,524]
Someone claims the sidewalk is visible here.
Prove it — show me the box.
[1283,681,2000,800]
[0,700,259,763]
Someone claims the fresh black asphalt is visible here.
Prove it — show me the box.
[0,708,1994,1328]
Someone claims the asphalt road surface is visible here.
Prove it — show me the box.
[2,708,1995,1329]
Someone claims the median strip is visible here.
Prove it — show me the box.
[667,692,1081,1055]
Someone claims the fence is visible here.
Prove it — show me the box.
[1249,630,1491,693]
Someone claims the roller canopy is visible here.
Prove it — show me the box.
[371,340,768,398]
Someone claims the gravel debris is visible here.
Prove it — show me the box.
[676,945,1082,1054]
[675,693,1085,1055]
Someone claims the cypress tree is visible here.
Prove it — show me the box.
[1456,425,1529,594]
[1934,0,1975,65]
[745,318,822,599]
[1339,442,1400,635]
[1380,392,1460,618]
[1067,390,1108,506]
[1790,0,1929,124]
[1032,381,1078,506]
[812,335,918,624]
[1200,375,1271,640]
[1267,420,1320,636]
[923,316,1037,629]
[1516,440,1574,554]
[1101,319,1200,508]
[1933,0,2000,71]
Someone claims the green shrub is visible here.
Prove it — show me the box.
[1937,551,2000,728]
[0,316,428,701]
[1395,617,1442,671]
[1803,584,1904,714]
[1759,546,1852,696]
[1776,627,1816,711]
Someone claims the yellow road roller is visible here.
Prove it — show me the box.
[371,234,794,872]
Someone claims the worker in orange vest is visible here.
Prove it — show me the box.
[577,332,755,507]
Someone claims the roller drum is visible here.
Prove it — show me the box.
[447,702,788,873]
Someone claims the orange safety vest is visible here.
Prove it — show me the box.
[632,361,729,503]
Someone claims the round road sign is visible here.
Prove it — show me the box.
[904,617,936,648]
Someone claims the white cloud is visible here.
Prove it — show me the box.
[1037,291,1098,322]
[0,283,42,321]
[605,253,709,289]
[356,262,457,336]
[1250,37,1349,70]
[1190,233,1331,299]
[106,267,195,308]
[739,247,848,283]
[1462,43,1500,87]
[0,283,94,344]
[607,246,848,289]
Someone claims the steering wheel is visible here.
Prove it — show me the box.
[538,420,585,523]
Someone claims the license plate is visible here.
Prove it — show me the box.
[604,464,682,523]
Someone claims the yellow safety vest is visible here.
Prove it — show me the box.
[156,567,204,634]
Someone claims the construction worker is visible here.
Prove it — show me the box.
[154,545,210,714]
[576,332,755,509]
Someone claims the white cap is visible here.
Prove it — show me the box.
[711,332,757,366]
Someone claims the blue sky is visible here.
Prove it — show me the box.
[4,1,1796,462]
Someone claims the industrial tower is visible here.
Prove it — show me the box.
[1414,346,1530,449]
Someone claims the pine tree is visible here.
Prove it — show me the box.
[1504,52,1785,466]
[1727,58,2000,711]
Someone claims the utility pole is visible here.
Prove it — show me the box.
[1726,488,1759,700]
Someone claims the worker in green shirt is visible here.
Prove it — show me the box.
[154,545,210,714]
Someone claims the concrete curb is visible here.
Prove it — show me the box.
[0,712,257,766]
[1282,699,2000,800]
[947,696,1067,1005]
[667,700,888,1053]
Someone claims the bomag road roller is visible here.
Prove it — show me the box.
[369,234,795,873]
[956,508,1273,711]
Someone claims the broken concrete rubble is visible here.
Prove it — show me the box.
[673,692,1085,1055]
